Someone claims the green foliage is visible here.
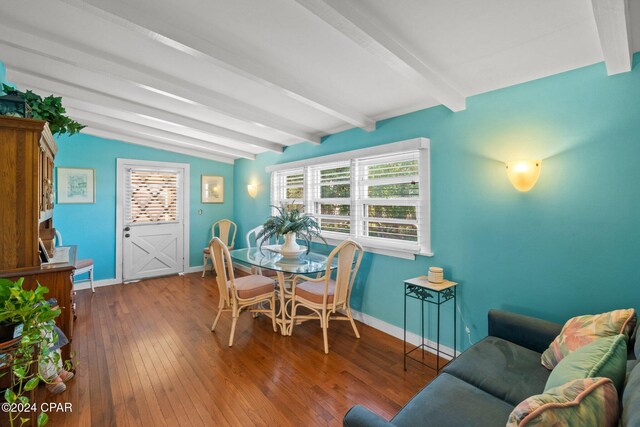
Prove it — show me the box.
[0,278,63,427]
[257,203,327,253]
[1,84,85,136]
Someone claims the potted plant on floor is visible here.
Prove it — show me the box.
[1,278,63,427]
[257,203,326,257]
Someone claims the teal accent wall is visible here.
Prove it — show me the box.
[234,54,640,351]
[54,133,234,281]
[0,62,6,87]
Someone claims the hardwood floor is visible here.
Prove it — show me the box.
[37,272,441,426]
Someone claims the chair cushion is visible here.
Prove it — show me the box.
[544,334,627,394]
[541,308,636,369]
[74,258,93,269]
[260,268,279,277]
[295,279,336,304]
[203,247,210,254]
[391,373,514,427]
[507,377,618,427]
[443,336,551,406]
[229,275,274,299]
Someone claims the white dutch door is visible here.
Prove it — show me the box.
[122,166,185,281]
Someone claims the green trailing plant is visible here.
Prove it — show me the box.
[1,84,85,136]
[1,278,65,427]
[257,203,327,253]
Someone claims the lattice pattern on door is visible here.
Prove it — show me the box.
[126,169,180,224]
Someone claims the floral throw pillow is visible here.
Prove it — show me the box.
[506,377,618,427]
[541,308,636,370]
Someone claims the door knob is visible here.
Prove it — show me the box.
[124,226,130,231]
[125,233,130,238]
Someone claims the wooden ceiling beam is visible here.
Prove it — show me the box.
[64,108,256,160]
[590,0,632,75]
[58,0,376,131]
[293,0,466,112]
[8,67,285,153]
[0,27,320,144]
[82,128,236,164]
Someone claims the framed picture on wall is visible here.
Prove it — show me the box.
[57,167,95,204]
[202,175,224,203]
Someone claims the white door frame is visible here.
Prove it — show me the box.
[115,158,190,283]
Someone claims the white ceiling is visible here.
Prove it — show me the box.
[0,0,637,163]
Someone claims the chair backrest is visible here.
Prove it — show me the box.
[209,236,236,306]
[245,225,281,248]
[212,219,237,249]
[55,230,63,246]
[324,239,363,310]
[246,225,264,248]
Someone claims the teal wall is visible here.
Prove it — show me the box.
[234,54,640,351]
[54,133,234,281]
[0,62,6,86]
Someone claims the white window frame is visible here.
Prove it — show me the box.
[268,138,432,260]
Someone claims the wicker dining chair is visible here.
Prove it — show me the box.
[209,237,277,346]
[289,239,364,353]
[245,225,280,277]
[202,219,237,277]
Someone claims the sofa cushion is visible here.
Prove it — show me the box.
[541,308,636,369]
[391,373,514,427]
[443,336,551,406]
[544,334,627,393]
[622,359,640,426]
[507,377,618,427]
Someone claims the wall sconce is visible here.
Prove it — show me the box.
[505,160,541,192]
[247,183,258,198]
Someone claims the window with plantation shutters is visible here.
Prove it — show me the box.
[357,152,421,244]
[271,168,305,212]
[269,138,431,259]
[309,161,351,236]
[125,169,181,224]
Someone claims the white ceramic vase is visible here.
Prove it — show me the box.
[281,232,301,253]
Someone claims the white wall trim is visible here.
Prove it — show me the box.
[350,308,460,359]
[265,137,429,172]
[184,265,205,274]
[73,278,121,291]
[115,158,190,283]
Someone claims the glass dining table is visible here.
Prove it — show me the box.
[229,247,337,335]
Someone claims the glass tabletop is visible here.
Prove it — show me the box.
[229,248,336,274]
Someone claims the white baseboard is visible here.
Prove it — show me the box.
[74,265,207,290]
[74,278,121,291]
[350,308,460,359]
[184,265,205,274]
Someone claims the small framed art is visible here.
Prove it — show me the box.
[202,175,224,203]
[57,167,95,204]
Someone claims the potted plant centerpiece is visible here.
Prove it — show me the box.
[257,203,326,258]
[0,278,65,427]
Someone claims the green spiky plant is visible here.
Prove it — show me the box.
[1,84,85,136]
[1,278,65,427]
[257,203,327,254]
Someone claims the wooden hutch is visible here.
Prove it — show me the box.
[0,116,76,362]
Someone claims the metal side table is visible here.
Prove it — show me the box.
[403,276,458,372]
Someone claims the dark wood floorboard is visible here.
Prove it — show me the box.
[35,272,442,426]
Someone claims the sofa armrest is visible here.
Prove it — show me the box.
[488,309,563,353]
[343,405,394,427]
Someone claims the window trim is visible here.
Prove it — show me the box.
[269,138,432,259]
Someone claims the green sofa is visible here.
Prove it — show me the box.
[343,309,640,426]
